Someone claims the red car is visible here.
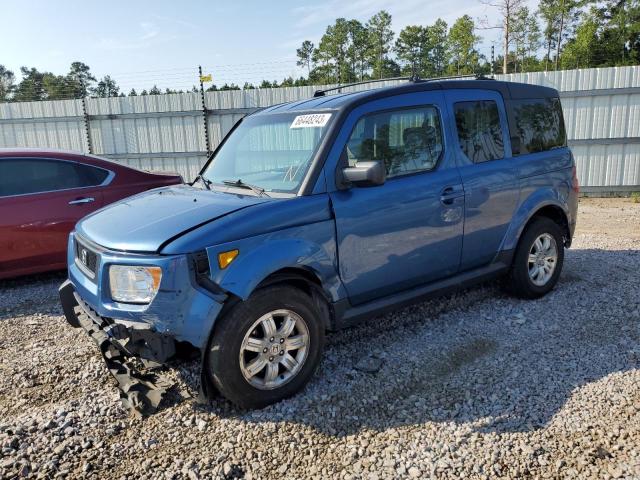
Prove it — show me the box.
[0,148,183,280]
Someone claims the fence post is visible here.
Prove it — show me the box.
[81,95,93,154]
[198,65,211,155]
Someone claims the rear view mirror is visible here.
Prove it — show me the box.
[342,161,386,187]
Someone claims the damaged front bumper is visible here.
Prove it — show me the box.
[60,280,176,415]
[60,234,228,415]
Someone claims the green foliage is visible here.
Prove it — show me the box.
[511,7,543,72]
[395,25,429,76]
[67,61,96,97]
[94,75,119,98]
[0,65,15,101]
[296,40,315,75]
[448,15,482,75]
[367,10,395,79]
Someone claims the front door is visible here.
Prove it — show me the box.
[0,157,105,276]
[329,92,464,306]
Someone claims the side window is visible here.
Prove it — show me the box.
[512,97,567,154]
[345,106,443,178]
[454,101,505,163]
[0,159,106,197]
[76,163,110,186]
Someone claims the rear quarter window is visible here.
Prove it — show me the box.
[511,97,567,154]
[454,100,505,163]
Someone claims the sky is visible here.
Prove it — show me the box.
[0,0,528,92]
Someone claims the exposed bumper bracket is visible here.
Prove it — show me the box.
[59,280,174,416]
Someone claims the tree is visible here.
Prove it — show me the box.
[12,67,46,101]
[42,73,71,100]
[366,10,395,79]
[480,0,526,73]
[539,0,560,70]
[149,85,161,95]
[140,89,148,95]
[553,0,583,69]
[94,75,120,97]
[395,25,429,76]
[314,18,352,83]
[129,88,137,96]
[347,20,369,80]
[0,65,15,102]
[426,19,450,76]
[296,40,315,76]
[448,15,482,74]
[561,12,598,68]
[537,0,582,70]
[595,0,640,66]
[512,7,542,72]
[67,61,96,97]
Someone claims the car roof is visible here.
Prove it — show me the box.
[259,79,559,114]
[0,148,124,168]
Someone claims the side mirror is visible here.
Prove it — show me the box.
[342,161,386,187]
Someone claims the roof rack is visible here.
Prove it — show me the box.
[312,73,493,97]
[313,76,413,97]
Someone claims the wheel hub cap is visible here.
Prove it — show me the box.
[527,233,558,287]
[239,309,309,390]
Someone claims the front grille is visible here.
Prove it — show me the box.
[75,238,98,279]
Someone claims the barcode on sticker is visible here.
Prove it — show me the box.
[290,113,332,129]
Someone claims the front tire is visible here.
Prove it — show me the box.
[206,286,324,409]
[506,217,565,299]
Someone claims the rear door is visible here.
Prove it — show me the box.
[445,90,519,271]
[329,92,464,305]
[0,158,108,276]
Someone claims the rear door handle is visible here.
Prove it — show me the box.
[440,187,463,206]
[68,197,95,205]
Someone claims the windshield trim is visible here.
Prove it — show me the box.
[197,109,339,197]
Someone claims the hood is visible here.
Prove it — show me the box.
[76,185,266,252]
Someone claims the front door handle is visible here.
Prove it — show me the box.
[68,197,95,205]
[440,187,463,206]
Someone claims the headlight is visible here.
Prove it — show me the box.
[109,265,162,304]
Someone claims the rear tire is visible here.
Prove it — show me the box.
[206,286,324,409]
[505,217,564,299]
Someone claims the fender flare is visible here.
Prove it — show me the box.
[502,188,570,252]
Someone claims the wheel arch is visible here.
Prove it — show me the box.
[255,267,335,331]
[503,191,572,253]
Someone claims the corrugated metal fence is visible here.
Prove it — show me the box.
[1,67,639,192]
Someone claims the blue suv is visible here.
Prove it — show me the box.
[59,78,578,413]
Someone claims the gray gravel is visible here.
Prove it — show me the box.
[1,197,639,479]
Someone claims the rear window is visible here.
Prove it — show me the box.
[454,101,505,163]
[511,97,566,154]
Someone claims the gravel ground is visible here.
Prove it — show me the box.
[1,197,639,479]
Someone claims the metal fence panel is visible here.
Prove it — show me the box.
[1,66,639,190]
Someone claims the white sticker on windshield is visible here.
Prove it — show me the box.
[290,113,332,129]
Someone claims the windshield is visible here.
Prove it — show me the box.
[202,112,334,195]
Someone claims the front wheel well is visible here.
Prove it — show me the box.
[254,268,334,331]
[527,205,571,247]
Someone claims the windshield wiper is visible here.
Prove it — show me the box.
[222,179,269,197]
[193,174,212,190]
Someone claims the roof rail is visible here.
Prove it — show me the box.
[312,73,494,97]
[313,76,414,97]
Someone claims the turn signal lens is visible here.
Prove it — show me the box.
[218,249,239,269]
